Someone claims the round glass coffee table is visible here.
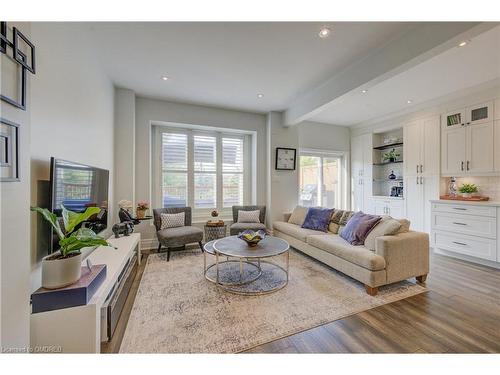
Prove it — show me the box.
[203,235,289,295]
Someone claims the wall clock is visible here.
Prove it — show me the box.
[275,147,296,170]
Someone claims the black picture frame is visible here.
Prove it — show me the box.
[0,50,27,110]
[0,21,7,54]
[275,147,296,171]
[13,27,35,74]
[0,117,20,182]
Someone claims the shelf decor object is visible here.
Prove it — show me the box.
[0,117,20,181]
[439,195,489,202]
[0,22,36,110]
[275,147,296,170]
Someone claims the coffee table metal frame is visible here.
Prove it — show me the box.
[203,236,289,295]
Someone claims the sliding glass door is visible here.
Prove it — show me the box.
[299,153,343,208]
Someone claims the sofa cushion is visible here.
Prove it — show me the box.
[273,221,324,242]
[306,234,386,271]
[364,216,402,251]
[288,205,309,226]
[340,211,382,245]
[230,222,266,235]
[157,225,203,248]
[396,218,411,233]
[302,207,334,232]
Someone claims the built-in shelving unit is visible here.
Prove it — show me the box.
[372,129,404,198]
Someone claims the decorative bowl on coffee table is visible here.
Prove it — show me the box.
[238,230,266,247]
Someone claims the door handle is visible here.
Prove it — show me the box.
[416,165,419,173]
[420,176,424,185]
[420,164,423,173]
[467,161,470,171]
[416,176,419,185]
[461,161,464,171]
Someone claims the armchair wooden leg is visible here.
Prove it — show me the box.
[365,285,379,296]
[416,274,427,283]
[167,249,171,262]
[198,241,204,253]
[157,243,162,253]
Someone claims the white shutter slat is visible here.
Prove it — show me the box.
[222,137,243,173]
[194,135,216,172]
[162,133,187,171]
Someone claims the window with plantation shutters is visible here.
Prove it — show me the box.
[161,132,188,207]
[222,137,244,207]
[157,127,248,215]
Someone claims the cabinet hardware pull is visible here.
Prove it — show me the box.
[467,161,470,171]
[416,165,418,173]
[452,241,468,246]
[452,222,467,226]
[467,122,471,125]
[461,161,464,171]
[420,164,423,173]
[452,207,467,210]
[420,176,424,184]
[416,176,419,185]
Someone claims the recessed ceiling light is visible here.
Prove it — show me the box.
[318,26,331,39]
[458,41,468,47]
[407,100,412,104]
[161,76,169,81]
[361,89,368,94]
[257,93,264,98]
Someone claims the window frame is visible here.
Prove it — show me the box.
[297,148,349,210]
[154,125,250,222]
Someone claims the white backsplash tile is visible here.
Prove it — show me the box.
[442,176,500,201]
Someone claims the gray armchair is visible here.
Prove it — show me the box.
[153,207,203,261]
[229,205,267,236]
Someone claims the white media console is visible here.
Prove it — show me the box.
[30,233,141,353]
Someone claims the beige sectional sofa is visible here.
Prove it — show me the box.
[273,213,429,295]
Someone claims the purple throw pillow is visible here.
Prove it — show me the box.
[301,207,334,232]
[340,211,382,245]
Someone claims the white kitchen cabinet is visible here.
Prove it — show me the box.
[495,120,500,172]
[351,133,372,212]
[466,121,494,173]
[373,198,404,218]
[441,127,466,175]
[467,101,493,126]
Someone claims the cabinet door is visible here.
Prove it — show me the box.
[495,120,500,172]
[352,177,364,212]
[422,117,440,175]
[403,121,421,176]
[373,200,388,216]
[442,108,466,130]
[441,128,466,175]
[466,121,494,173]
[361,133,373,178]
[466,101,493,126]
[351,136,364,178]
[405,176,423,231]
[388,203,405,219]
[422,175,440,234]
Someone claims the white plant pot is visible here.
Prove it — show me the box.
[42,252,82,289]
[461,193,472,198]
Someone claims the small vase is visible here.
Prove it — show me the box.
[461,193,472,198]
[136,209,146,219]
[42,252,82,289]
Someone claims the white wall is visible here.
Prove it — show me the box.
[298,121,350,151]
[0,22,32,350]
[29,23,115,292]
[130,96,267,246]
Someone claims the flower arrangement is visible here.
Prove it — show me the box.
[137,201,149,210]
[383,149,400,162]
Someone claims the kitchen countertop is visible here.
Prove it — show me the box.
[430,199,500,207]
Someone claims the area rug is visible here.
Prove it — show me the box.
[119,249,426,353]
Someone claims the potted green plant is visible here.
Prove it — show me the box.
[383,148,400,163]
[458,183,478,198]
[31,206,111,289]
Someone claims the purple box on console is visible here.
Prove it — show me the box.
[31,264,107,313]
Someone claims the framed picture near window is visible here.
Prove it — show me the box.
[0,117,20,182]
[275,147,296,170]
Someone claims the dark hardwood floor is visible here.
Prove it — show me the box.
[102,250,500,354]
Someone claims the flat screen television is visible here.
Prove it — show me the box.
[49,157,109,253]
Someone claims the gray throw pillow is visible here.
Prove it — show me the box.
[364,216,402,251]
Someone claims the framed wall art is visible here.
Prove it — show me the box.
[0,117,20,182]
[275,147,296,170]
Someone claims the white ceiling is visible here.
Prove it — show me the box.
[310,25,500,126]
[86,22,413,113]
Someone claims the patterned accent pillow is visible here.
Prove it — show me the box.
[160,212,185,229]
[237,210,261,223]
[328,210,354,234]
[340,211,382,245]
[302,207,334,232]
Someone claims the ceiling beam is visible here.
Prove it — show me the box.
[284,22,497,126]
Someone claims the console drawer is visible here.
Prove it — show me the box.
[431,203,496,217]
[432,231,497,261]
[431,212,496,239]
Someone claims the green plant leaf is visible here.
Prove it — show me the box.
[30,207,64,240]
[61,206,101,234]
[59,228,109,257]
